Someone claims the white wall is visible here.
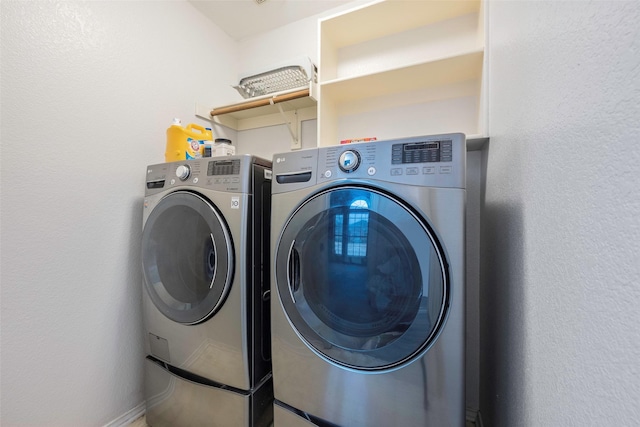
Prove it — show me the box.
[481,1,640,425]
[238,15,320,78]
[0,1,237,425]
[237,0,369,73]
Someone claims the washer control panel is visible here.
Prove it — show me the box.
[145,157,257,196]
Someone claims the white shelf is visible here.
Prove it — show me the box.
[320,50,483,104]
[320,0,481,50]
[318,0,487,147]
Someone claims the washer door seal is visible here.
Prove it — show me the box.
[142,191,234,324]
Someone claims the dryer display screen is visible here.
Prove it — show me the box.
[208,159,240,176]
[392,140,453,164]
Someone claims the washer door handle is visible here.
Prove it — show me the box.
[286,240,300,303]
[209,233,217,289]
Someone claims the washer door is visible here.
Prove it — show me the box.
[275,186,449,370]
[142,191,234,324]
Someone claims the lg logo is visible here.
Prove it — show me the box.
[276,157,286,163]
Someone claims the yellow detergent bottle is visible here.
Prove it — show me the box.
[165,118,213,162]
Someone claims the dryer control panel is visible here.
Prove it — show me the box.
[391,140,453,164]
[321,133,465,190]
[272,133,466,194]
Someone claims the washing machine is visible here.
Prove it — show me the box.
[141,155,273,427]
[270,134,466,426]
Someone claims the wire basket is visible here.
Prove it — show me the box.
[233,57,316,99]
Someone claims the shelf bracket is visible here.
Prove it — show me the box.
[273,100,301,150]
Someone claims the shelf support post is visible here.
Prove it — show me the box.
[273,100,301,150]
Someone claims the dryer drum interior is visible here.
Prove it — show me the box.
[142,191,234,325]
[275,185,450,371]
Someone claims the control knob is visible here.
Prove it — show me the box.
[338,150,361,173]
[176,164,191,181]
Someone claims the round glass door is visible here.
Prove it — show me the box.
[142,191,234,324]
[275,186,449,370]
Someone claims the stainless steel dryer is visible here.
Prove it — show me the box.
[270,134,466,426]
[141,155,273,427]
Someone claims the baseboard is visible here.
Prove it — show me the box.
[103,401,145,427]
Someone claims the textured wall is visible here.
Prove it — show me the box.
[0,1,237,425]
[482,1,640,425]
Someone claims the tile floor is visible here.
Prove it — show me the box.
[129,414,476,427]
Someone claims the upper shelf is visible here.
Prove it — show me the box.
[320,0,481,49]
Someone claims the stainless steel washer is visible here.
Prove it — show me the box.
[270,134,466,426]
[141,155,273,427]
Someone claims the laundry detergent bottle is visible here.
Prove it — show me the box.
[165,118,213,162]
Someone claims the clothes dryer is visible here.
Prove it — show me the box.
[270,134,466,426]
[141,155,273,427]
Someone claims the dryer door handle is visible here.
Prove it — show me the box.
[286,240,300,303]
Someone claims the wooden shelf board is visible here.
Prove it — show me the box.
[215,96,316,121]
[198,83,317,131]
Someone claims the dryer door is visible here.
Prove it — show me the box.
[275,185,449,370]
[142,191,234,324]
